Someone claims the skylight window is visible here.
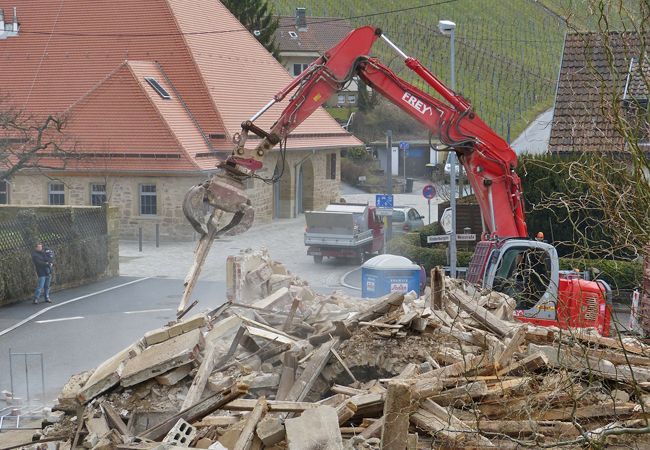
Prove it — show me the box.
[144,77,171,100]
[288,31,298,39]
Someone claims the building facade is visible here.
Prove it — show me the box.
[0,1,360,239]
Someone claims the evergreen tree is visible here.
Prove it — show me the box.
[221,0,280,61]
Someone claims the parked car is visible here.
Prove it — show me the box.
[391,206,425,235]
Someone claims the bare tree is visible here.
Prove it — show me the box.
[0,97,73,182]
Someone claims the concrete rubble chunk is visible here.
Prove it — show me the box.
[121,328,202,387]
[256,416,285,446]
[163,419,197,446]
[285,405,344,450]
[78,342,143,403]
[46,250,650,449]
[155,364,193,386]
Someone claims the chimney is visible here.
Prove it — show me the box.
[0,9,5,39]
[12,6,18,33]
[295,7,307,32]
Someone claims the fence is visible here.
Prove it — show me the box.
[0,206,118,305]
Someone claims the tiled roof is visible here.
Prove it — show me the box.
[0,0,360,174]
[275,16,354,54]
[628,57,649,98]
[549,32,647,153]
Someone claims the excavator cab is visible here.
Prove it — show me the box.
[483,240,560,320]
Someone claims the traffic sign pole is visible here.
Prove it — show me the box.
[428,199,431,224]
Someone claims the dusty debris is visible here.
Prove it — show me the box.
[29,249,650,449]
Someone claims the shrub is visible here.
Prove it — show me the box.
[389,230,642,292]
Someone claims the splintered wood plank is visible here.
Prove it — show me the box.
[285,339,337,402]
[380,381,412,450]
[448,291,512,337]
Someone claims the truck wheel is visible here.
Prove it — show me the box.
[313,255,323,264]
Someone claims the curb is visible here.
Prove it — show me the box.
[340,267,362,291]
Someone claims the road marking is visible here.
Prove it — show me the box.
[124,308,173,315]
[0,277,150,337]
[36,316,84,324]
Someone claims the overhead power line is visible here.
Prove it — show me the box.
[18,0,461,38]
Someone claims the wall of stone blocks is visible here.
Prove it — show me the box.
[7,148,341,240]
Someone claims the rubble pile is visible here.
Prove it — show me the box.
[25,250,650,449]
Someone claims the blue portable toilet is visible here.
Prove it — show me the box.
[362,254,421,298]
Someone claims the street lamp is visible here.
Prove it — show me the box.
[438,19,458,278]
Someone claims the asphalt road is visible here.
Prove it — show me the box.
[0,276,225,404]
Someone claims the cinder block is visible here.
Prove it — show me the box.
[163,419,197,446]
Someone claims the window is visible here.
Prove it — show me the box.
[492,247,551,310]
[144,77,171,100]
[90,183,107,206]
[139,184,157,215]
[392,210,405,222]
[48,183,65,205]
[292,63,309,76]
[288,31,298,39]
[326,153,337,180]
[0,180,8,204]
[347,94,356,104]
[337,94,346,105]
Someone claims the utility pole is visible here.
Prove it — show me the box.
[438,19,457,278]
[386,129,393,241]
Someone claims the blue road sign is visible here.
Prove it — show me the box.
[399,141,410,151]
[422,184,436,199]
[375,194,394,208]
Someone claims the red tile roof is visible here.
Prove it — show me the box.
[0,0,360,173]
[275,16,354,54]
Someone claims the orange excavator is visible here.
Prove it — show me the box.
[183,26,612,336]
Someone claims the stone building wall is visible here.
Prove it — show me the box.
[7,148,341,240]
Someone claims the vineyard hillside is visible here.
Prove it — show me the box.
[271,0,566,140]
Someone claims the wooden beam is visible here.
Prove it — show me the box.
[495,326,527,370]
[380,381,412,450]
[447,291,511,337]
[101,402,129,436]
[139,383,247,441]
[431,266,445,310]
[178,221,219,315]
[427,381,488,406]
[276,351,297,401]
[233,399,268,450]
[181,339,220,410]
[285,339,337,402]
[497,352,549,377]
[222,399,319,413]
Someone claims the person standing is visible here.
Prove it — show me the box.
[31,242,53,304]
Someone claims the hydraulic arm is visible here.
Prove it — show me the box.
[184,26,527,240]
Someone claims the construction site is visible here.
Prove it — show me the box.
[1,0,650,449]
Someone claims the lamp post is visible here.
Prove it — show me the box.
[438,19,458,278]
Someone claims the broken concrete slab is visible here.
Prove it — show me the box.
[285,405,344,450]
[155,364,193,386]
[79,342,143,403]
[121,329,202,387]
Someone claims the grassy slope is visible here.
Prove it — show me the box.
[272,0,567,140]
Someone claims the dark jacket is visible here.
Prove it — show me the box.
[32,249,53,277]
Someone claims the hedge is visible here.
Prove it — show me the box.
[388,225,642,292]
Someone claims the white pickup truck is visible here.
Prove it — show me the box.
[304,203,385,264]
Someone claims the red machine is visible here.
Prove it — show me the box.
[184,26,611,336]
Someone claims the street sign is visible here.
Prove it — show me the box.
[456,233,476,241]
[375,194,394,208]
[376,208,393,217]
[440,207,452,233]
[399,141,410,150]
[427,234,451,244]
[422,184,436,199]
